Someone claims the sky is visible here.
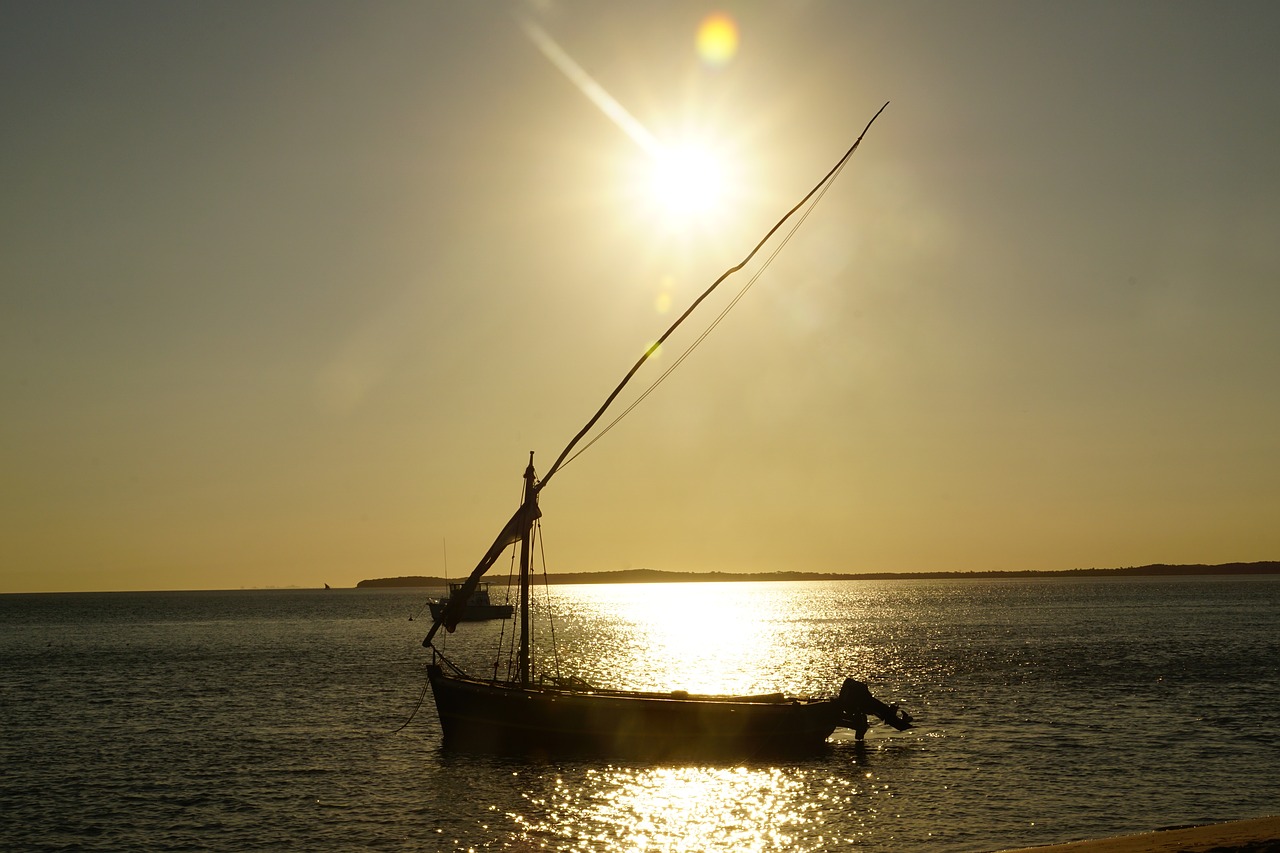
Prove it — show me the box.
[3,1,1278,593]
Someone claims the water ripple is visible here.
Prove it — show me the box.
[1,578,1277,851]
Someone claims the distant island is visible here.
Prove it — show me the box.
[356,561,1279,588]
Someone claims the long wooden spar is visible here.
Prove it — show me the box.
[423,102,889,650]
[537,101,889,493]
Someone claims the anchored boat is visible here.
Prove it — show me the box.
[427,582,513,623]
[421,104,912,757]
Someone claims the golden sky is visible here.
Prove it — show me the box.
[3,2,1278,592]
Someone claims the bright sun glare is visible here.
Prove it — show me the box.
[520,17,740,229]
[648,141,728,221]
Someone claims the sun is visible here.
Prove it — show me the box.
[519,18,740,230]
[647,141,728,222]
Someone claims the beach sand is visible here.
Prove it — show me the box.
[993,816,1280,853]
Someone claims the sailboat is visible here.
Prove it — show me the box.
[421,104,913,758]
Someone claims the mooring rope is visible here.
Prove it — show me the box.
[387,678,431,735]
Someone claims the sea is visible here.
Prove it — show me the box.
[1,576,1277,852]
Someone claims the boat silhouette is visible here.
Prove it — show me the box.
[421,104,912,757]
[428,582,513,623]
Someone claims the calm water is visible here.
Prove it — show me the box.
[1,577,1277,851]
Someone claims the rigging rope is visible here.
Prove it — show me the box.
[536,521,563,683]
[537,101,888,492]
[557,141,858,470]
[494,540,520,681]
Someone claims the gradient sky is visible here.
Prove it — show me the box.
[3,1,1278,593]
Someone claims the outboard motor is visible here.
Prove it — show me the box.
[837,678,913,740]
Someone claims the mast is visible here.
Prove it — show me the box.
[421,459,541,649]
[517,451,537,685]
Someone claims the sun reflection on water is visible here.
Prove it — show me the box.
[515,580,914,704]
[509,764,874,852]
[491,583,913,850]
[544,583,788,695]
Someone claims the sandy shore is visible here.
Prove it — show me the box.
[993,816,1280,853]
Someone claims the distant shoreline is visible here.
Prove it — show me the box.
[355,561,1279,588]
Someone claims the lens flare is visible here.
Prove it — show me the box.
[696,13,740,67]
[655,276,675,313]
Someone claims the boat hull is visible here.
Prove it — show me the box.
[426,664,840,758]
[427,602,513,622]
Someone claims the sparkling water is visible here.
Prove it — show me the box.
[2,577,1276,851]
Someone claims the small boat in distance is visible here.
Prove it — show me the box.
[428,582,513,623]
[420,104,912,758]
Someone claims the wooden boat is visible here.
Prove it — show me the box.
[428,663,907,759]
[428,582,513,622]
[421,104,912,757]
